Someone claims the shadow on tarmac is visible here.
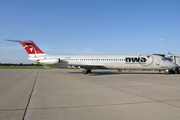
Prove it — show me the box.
[68,71,164,76]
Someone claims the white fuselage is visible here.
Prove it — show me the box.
[5,39,178,74]
[29,54,177,70]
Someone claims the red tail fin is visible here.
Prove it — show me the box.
[20,40,44,54]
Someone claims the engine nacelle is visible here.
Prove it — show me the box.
[38,58,60,65]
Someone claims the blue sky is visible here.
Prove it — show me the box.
[0,0,180,63]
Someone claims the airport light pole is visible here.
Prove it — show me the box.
[131,46,133,54]
[161,39,164,54]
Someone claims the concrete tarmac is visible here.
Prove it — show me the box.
[0,69,180,120]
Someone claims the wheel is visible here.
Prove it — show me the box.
[87,70,91,73]
[176,68,179,74]
[83,70,87,74]
[82,69,91,75]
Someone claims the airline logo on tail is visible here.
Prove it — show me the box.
[4,39,46,58]
[20,40,44,54]
[23,44,37,54]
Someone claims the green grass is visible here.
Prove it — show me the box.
[0,66,46,69]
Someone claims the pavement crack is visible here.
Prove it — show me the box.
[0,109,25,111]
[88,81,180,109]
[3,99,180,111]
[22,70,39,120]
[27,101,157,110]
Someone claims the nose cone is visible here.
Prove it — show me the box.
[169,62,178,69]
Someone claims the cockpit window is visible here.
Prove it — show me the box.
[162,57,172,61]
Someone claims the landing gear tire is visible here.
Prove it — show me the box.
[83,70,88,74]
[82,69,91,75]
[176,68,179,74]
[87,70,91,73]
[169,70,172,74]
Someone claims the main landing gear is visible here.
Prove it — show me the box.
[82,69,91,75]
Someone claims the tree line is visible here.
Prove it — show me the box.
[0,63,42,66]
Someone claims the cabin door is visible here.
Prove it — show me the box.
[156,59,160,65]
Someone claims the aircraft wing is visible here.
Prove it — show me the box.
[67,63,105,69]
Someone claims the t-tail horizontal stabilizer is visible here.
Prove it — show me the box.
[4,39,46,57]
[4,39,23,43]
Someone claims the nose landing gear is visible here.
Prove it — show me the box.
[165,70,169,75]
[165,68,180,75]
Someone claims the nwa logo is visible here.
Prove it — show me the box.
[24,45,37,54]
[125,55,154,66]
[126,57,147,63]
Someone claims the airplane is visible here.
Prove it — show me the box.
[4,39,179,75]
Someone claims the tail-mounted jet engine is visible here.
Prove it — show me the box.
[38,58,60,64]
